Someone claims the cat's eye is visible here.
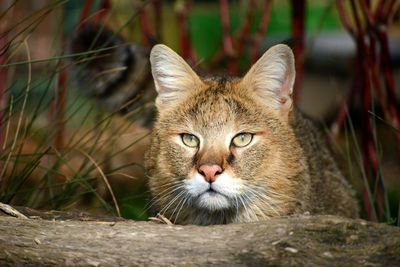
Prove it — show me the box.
[181,133,200,148]
[232,133,253,147]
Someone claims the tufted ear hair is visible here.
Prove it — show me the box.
[240,44,296,114]
[150,44,203,110]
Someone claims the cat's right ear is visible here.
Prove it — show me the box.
[150,44,203,110]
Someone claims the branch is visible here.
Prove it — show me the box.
[0,206,399,266]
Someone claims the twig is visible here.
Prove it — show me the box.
[0,202,28,219]
[250,0,273,63]
[148,213,173,225]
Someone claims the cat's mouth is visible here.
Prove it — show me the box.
[194,186,231,211]
[204,185,227,197]
[199,187,224,198]
[206,187,217,193]
[185,173,241,211]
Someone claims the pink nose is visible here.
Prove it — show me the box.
[198,164,223,183]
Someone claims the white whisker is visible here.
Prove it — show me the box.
[238,195,251,221]
[245,186,281,216]
[145,182,184,211]
[158,189,186,218]
[173,192,189,224]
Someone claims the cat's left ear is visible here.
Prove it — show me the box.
[240,44,295,115]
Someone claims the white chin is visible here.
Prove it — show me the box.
[196,191,231,211]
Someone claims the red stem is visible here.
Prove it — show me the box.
[209,0,257,72]
[349,0,363,34]
[153,0,163,41]
[358,38,377,220]
[366,27,389,118]
[176,0,195,62]
[135,2,152,47]
[48,3,69,150]
[93,0,111,24]
[79,0,95,24]
[330,87,357,139]
[335,0,396,221]
[250,0,273,64]
[366,0,400,146]
[231,0,256,74]
[357,1,386,221]
[219,0,235,74]
[49,70,67,149]
[336,0,355,37]
[387,0,399,24]
[359,0,374,26]
[376,27,400,145]
[290,0,305,103]
[374,0,386,19]
[235,0,256,56]
[377,0,396,24]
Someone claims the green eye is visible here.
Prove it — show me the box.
[232,133,253,147]
[181,133,200,148]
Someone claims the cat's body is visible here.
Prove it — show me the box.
[145,45,358,225]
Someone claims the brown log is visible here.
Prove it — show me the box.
[0,207,399,266]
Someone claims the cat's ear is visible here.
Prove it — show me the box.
[150,44,203,110]
[241,44,295,114]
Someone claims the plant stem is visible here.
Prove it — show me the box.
[291,0,305,103]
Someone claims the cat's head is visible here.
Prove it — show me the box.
[146,44,304,224]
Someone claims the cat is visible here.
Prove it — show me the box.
[68,24,156,127]
[145,44,359,225]
[67,25,358,225]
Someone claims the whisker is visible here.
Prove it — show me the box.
[245,186,281,216]
[158,189,186,218]
[244,192,261,221]
[234,195,240,215]
[238,195,252,221]
[252,184,298,202]
[246,192,270,219]
[242,192,262,220]
[173,192,189,224]
[144,182,184,212]
[170,193,186,222]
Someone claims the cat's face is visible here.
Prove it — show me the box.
[147,44,304,224]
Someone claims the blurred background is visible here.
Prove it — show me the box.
[0,0,399,224]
